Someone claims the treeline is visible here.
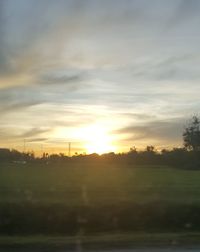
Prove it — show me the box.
[1,115,200,169]
[0,147,200,169]
[45,147,200,169]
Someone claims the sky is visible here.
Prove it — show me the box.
[0,0,200,155]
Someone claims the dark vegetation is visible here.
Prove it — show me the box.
[1,116,200,168]
[0,116,200,236]
[0,145,200,169]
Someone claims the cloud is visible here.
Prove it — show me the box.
[0,126,51,141]
[21,127,51,138]
[0,74,87,117]
[0,0,166,89]
[0,100,40,114]
[127,54,200,82]
[118,112,157,121]
[153,56,200,82]
[26,138,48,143]
[37,69,86,87]
[114,118,186,144]
[0,86,43,114]
[0,0,83,88]
[0,0,199,151]
[1,0,198,91]
[167,0,200,29]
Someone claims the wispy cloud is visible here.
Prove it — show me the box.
[26,138,48,143]
[166,0,200,29]
[114,117,186,147]
[21,127,51,138]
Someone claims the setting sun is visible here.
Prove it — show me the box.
[81,125,116,154]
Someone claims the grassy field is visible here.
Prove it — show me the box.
[1,162,200,236]
[1,162,200,206]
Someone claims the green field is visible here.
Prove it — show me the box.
[1,162,200,237]
[1,162,200,206]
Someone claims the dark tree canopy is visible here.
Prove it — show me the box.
[183,116,200,151]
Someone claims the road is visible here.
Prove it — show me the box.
[89,249,200,252]
[2,249,200,252]
[100,250,200,252]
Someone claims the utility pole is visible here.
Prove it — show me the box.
[41,144,43,157]
[68,142,71,157]
[23,139,26,153]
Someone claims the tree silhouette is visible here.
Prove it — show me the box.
[183,116,200,151]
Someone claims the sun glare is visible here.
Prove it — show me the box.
[50,123,116,155]
[81,125,116,154]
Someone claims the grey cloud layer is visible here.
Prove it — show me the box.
[1,0,200,82]
[114,118,186,145]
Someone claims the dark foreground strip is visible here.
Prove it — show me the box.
[1,233,200,251]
